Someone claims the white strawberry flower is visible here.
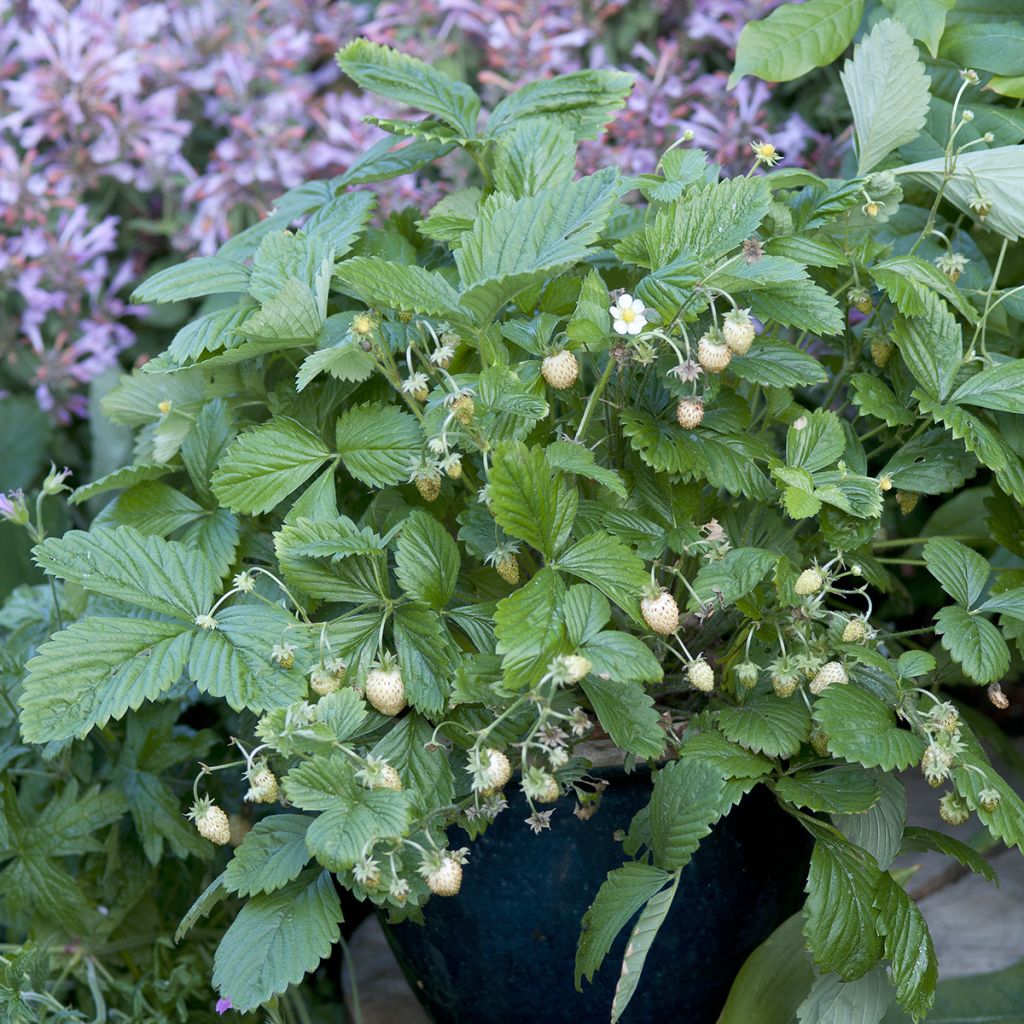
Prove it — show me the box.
[610,294,648,336]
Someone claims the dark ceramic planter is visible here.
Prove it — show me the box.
[381,770,811,1024]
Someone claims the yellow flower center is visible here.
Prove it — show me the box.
[620,308,636,323]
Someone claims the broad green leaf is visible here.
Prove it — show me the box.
[283,754,354,812]
[492,120,576,197]
[834,773,907,871]
[880,958,1024,1024]
[544,439,627,498]
[813,686,926,770]
[555,531,648,616]
[953,723,1024,855]
[132,255,249,303]
[189,604,309,712]
[676,731,774,781]
[874,872,937,1019]
[774,765,881,815]
[688,547,776,610]
[796,966,893,1024]
[175,874,227,943]
[731,0,865,86]
[237,274,327,342]
[718,692,812,759]
[224,816,312,897]
[580,674,664,760]
[881,430,976,494]
[803,825,884,980]
[891,298,962,401]
[563,584,612,646]
[610,873,679,1023]
[394,510,460,609]
[748,278,844,335]
[70,462,172,505]
[869,255,977,324]
[455,170,621,323]
[96,480,204,536]
[335,403,422,489]
[852,374,915,427]
[788,409,846,472]
[895,146,1024,242]
[334,258,467,321]
[494,567,567,689]
[566,270,613,348]
[393,603,457,715]
[979,586,1024,620]
[19,618,191,743]
[371,713,455,815]
[579,630,663,685]
[490,442,578,560]
[900,826,997,883]
[486,69,634,141]
[336,39,480,136]
[575,861,673,988]
[650,759,728,871]
[212,418,332,515]
[34,526,216,620]
[301,191,377,256]
[881,0,954,56]
[305,789,410,871]
[935,605,1010,684]
[212,870,343,1013]
[168,305,252,365]
[729,339,828,388]
[841,19,930,175]
[923,537,989,608]
[296,340,375,392]
[419,187,481,243]
[181,399,235,506]
[336,136,453,188]
[940,20,1024,75]
[951,358,1024,414]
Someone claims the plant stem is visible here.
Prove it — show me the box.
[574,356,615,442]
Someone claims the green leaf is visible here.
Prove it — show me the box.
[224,816,312,897]
[796,966,893,1024]
[283,754,353,811]
[394,510,459,609]
[953,722,1024,855]
[891,299,963,401]
[334,258,467,321]
[835,773,907,872]
[729,339,828,388]
[189,605,309,712]
[803,825,884,980]
[555,531,648,616]
[418,187,481,243]
[574,861,673,989]
[610,874,680,1023]
[305,789,410,871]
[393,604,456,715]
[492,121,576,197]
[566,270,613,348]
[774,765,882,815]
[301,191,377,256]
[336,39,479,137]
[895,146,1024,242]
[852,374,915,427]
[869,255,978,324]
[486,69,634,141]
[788,409,846,472]
[676,731,774,780]
[580,674,664,760]
[881,0,955,57]
[70,462,172,505]
[167,304,252,365]
[494,567,567,690]
[718,693,812,758]
[335,403,422,489]
[212,418,331,516]
[455,170,621,323]
[934,605,1010,684]
[371,713,454,815]
[580,630,663,685]
[731,0,865,86]
[979,586,1024,620]
[923,537,990,608]
[96,480,204,536]
[212,869,343,1013]
[718,914,815,1024]
[544,439,627,498]
[880,430,976,494]
[874,872,938,1019]
[131,255,249,303]
[34,526,215,620]
[489,442,578,560]
[296,340,375,392]
[688,547,777,610]
[563,584,611,646]
[650,759,727,870]
[19,617,192,743]
[841,19,931,175]
[951,358,1024,413]
[813,687,926,770]
[176,874,227,943]
[900,826,997,883]
[941,20,1024,75]
[748,278,844,335]
[337,136,453,188]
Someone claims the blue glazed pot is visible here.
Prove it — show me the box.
[381,769,811,1023]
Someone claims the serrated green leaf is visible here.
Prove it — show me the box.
[813,686,925,770]
[334,257,467,321]
[305,788,410,871]
[335,403,422,489]
[494,567,567,690]
[718,692,812,758]
[224,816,312,897]
[881,0,954,57]
[650,759,727,870]
[891,297,963,401]
[796,965,893,1024]
[775,765,882,815]
[70,462,173,505]
[337,136,454,188]
[492,120,576,198]
[951,358,1024,414]
[544,439,627,498]
[132,256,249,303]
[749,279,845,335]
[900,826,997,883]
[881,430,976,494]
[580,673,664,760]
[555,530,648,616]
[296,340,375,392]
[870,255,977,324]
[394,510,459,609]
[393,603,456,715]
[934,605,1010,684]
[212,869,343,1013]
[730,339,828,387]
[874,872,937,1020]
[835,773,907,871]
[851,374,915,427]
[923,537,990,608]
[371,713,454,815]
[688,547,777,610]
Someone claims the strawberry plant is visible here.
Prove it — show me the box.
[8,12,1024,1021]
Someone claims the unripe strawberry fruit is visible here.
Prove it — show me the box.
[809,729,831,757]
[722,309,756,355]
[979,787,1001,813]
[810,661,848,694]
[676,397,704,429]
[697,335,731,373]
[641,591,680,635]
[496,554,520,584]
[246,767,279,804]
[939,791,970,826]
[842,618,868,643]
[311,665,342,696]
[870,339,893,368]
[374,765,403,791]
[451,395,475,425]
[366,665,407,716]
[426,857,463,897]
[896,491,919,515]
[794,568,824,596]
[192,802,231,845]
[485,749,512,790]
[536,774,561,803]
[415,472,441,503]
[688,659,715,692]
[541,350,579,390]
[772,673,799,698]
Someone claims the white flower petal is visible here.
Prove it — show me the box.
[627,319,643,335]
[632,300,645,314]
[613,319,628,335]
[609,305,620,318]
[617,293,633,309]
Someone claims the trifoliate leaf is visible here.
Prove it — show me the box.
[718,693,812,759]
[224,816,312,897]
[934,605,1010,684]
[923,537,990,608]
[334,403,422,489]
[812,686,925,770]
